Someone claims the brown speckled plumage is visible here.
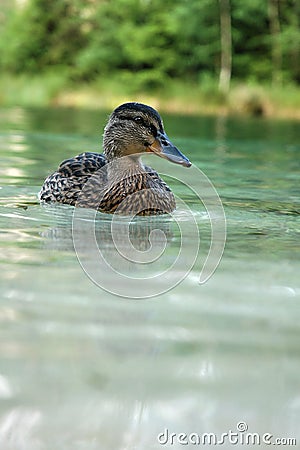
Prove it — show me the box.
[39,103,191,216]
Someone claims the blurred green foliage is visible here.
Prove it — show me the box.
[0,0,299,91]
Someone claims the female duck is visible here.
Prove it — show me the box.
[39,102,191,215]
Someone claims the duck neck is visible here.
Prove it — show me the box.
[105,154,146,185]
[104,138,145,173]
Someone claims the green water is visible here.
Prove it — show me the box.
[0,106,299,449]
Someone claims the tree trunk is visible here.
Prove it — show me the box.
[291,0,300,83]
[268,0,282,85]
[218,0,232,93]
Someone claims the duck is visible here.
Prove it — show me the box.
[39,102,191,215]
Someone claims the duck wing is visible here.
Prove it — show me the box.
[39,152,107,205]
[58,152,107,177]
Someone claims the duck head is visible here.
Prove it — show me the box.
[103,102,191,167]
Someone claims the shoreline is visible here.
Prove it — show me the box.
[53,90,300,121]
[0,74,299,121]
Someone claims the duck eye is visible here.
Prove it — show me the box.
[134,116,143,124]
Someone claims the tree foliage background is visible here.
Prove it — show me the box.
[0,0,299,91]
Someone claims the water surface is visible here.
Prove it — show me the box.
[0,107,299,449]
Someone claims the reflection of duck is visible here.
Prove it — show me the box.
[39,102,191,215]
[41,209,174,275]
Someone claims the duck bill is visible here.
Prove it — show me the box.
[147,131,191,167]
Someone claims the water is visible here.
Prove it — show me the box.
[0,106,299,449]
